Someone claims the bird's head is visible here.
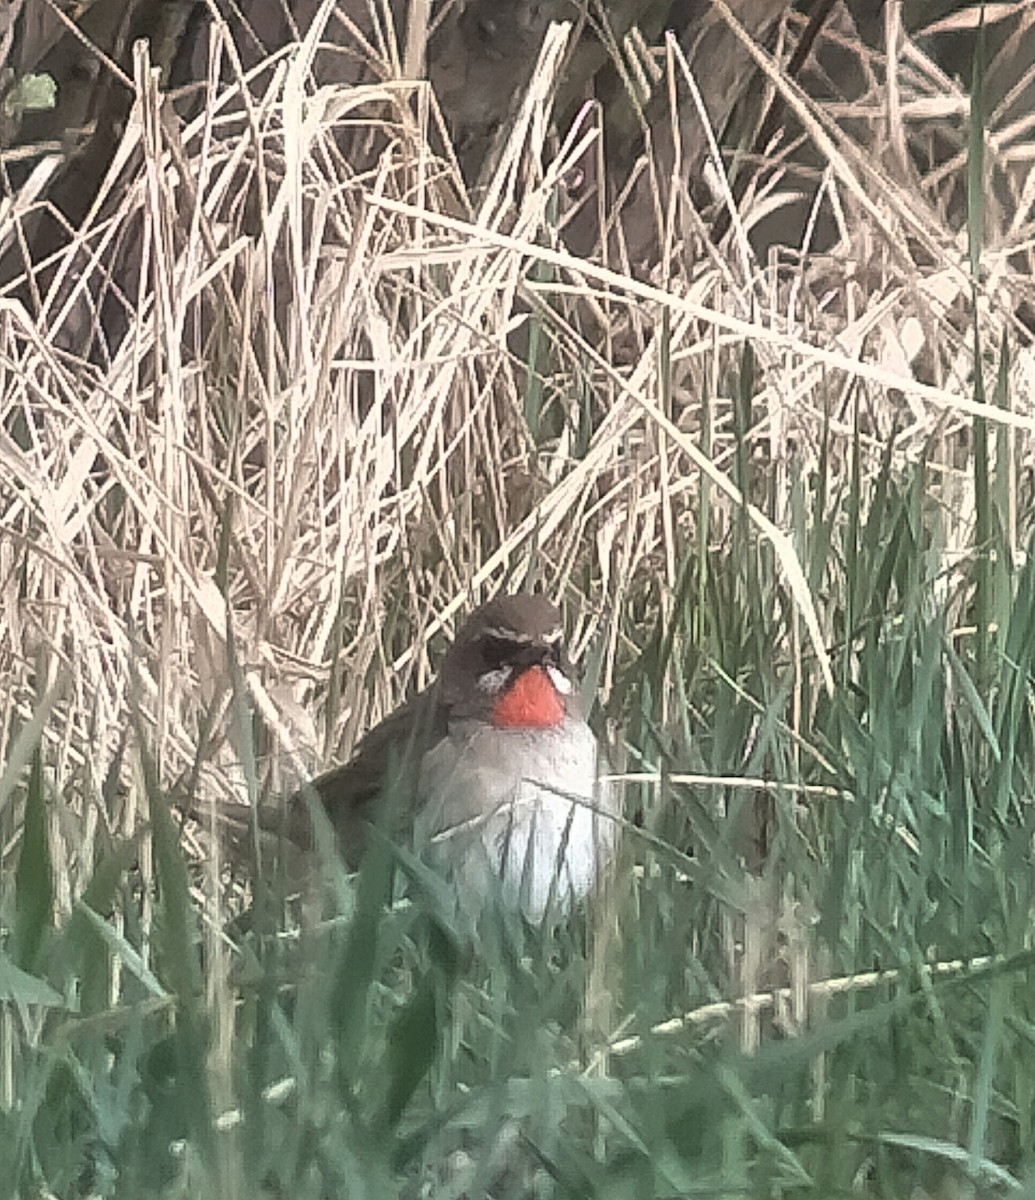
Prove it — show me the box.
[439,592,578,728]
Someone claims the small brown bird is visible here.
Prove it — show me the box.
[297,592,617,922]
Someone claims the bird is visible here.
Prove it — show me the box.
[292,592,618,924]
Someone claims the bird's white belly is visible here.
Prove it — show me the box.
[417,721,614,922]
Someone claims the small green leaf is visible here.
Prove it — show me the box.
[4,73,57,117]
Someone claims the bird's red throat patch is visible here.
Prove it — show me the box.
[492,666,565,729]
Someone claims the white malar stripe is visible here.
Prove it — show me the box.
[478,666,513,693]
[546,665,572,695]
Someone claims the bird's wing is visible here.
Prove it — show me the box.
[291,687,449,863]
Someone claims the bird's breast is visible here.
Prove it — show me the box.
[416,721,615,922]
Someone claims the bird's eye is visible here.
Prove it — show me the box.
[475,14,498,43]
[481,635,515,669]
